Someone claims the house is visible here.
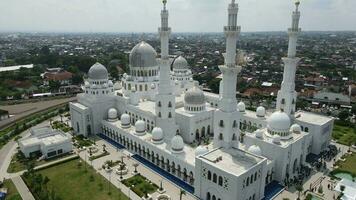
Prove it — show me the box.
[43,68,73,86]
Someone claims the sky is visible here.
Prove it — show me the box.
[0,0,355,33]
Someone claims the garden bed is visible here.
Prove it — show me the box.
[121,174,158,197]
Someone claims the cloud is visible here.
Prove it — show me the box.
[0,0,354,32]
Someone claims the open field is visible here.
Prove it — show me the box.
[332,124,356,146]
[336,153,356,175]
[34,158,128,200]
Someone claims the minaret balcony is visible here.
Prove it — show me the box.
[159,27,171,32]
[224,26,240,32]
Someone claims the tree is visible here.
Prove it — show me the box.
[338,110,350,121]
[49,80,61,91]
[179,189,186,200]
[296,185,303,200]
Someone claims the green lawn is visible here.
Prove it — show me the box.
[122,174,158,197]
[35,158,128,200]
[3,179,22,200]
[337,153,356,175]
[332,124,356,146]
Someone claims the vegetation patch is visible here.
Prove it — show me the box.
[23,158,128,200]
[122,174,158,197]
[73,135,94,148]
[331,153,356,178]
[89,151,110,161]
[52,120,72,133]
[332,124,356,146]
[7,151,73,173]
[0,104,68,149]
[1,179,22,200]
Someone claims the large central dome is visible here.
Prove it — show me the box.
[129,41,157,68]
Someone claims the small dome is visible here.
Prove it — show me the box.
[171,135,184,153]
[184,84,205,105]
[84,81,90,87]
[108,80,113,87]
[173,56,188,69]
[102,83,108,88]
[152,127,164,143]
[272,135,281,144]
[107,108,118,120]
[88,62,108,80]
[290,124,302,134]
[267,111,291,133]
[150,83,156,89]
[256,106,266,117]
[114,82,122,90]
[120,114,130,127]
[237,101,246,112]
[255,129,264,139]
[135,120,145,134]
[248,145,262,156]
[195,146,209,156]
[130,41,157,68]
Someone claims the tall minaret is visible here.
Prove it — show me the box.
[214,0,241,149]
[276,1,301,120]
[156,0,176,142]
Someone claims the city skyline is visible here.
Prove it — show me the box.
[0,0,355,33]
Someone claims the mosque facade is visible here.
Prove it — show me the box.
[70,1,334,200]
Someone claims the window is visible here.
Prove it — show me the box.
[208,171,212,180]
[219,120,224,127]
[232,134,237,141]
[168,102,172,107]
[218,176,223,186]
[213,173,217,183]
[246,177,249,186]
[207,192,211,200]
[158,101,162,107]
[158,112,161,117]
[281,98,285,104]
[168,112,172,118]
[219,133,223,140]
[233,120,237,128]
[305,127,309,132]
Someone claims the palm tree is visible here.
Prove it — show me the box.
[296,184,303,200]
[179,189,186,200]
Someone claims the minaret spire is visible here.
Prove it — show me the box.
[156,0,177,143]
[276,1,302,120]
[213,0,241,149]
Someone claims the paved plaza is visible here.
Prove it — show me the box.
[79,139,197,200]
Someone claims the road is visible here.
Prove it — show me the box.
[11,176,36,200]
[0,97,76,129]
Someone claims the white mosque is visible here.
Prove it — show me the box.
[70,1,334,200]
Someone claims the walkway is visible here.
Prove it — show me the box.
[11,176,35,200]
[82,139,197,200]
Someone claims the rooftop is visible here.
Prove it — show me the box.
[199,147,265,176]
[295,110,333,125]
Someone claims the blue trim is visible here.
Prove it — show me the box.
[98,133,125,149]
[98,133,283,199]
[98,133,195,194]
[262,181,284,200]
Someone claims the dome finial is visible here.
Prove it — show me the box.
[295,0,300,11]
[163,0,167,10]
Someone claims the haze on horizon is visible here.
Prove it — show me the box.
[0,0,355,33]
